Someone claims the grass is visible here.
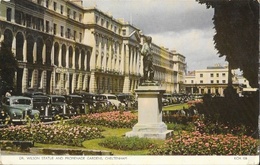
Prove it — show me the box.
[162,103,188,111]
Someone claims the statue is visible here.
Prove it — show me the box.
[141,36,154,82]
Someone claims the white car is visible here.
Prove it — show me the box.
[101,94,125,110]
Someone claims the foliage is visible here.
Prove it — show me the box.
[0,123,103,147]
[196,0,259,87]
[99,136,154,151]
[149,131,258,155]
[69,111,138,128]
[0,42,18,93]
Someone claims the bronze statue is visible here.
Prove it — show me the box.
[141,36,154,82]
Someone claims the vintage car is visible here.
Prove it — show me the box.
[64,95,89,115]
[1,96,40,124]
[48,95,71,118]
[74,92,109,113]
[117,93,138,110]
[101,94,125,110]
[23,92,56,121]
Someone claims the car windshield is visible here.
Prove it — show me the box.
[12,99,32,105]
[52,97,65,103]
[107,96,117,100]
[33,97,49,103]
[95,96,106,101]
[68,97,83,103]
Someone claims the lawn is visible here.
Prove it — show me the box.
[162,103,188,111]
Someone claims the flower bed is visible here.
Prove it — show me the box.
[149,131,258,155]
[0,124,103,147]
[69,111,138,128]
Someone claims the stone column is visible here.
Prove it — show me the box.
[126,85,173,139]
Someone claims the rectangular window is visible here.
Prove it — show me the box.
[79,32,82,42]
[211,80,214,83]
[122,29,126,35]
[67,8,70,18]
[46,20,49,33]
[95,16,98,23]
[200,74,203,77]
[200,80,203,84]
[216,73,219,77]
[210,73,214,77]
[73,11,76,19]
[7,8,12,22]
[74,30,76,40]
[79,14,82,22]
[60,26,64,37]
[191,80,194,84]
[53,23,57,35]
[46,0,49,8]
[217,80,219,83]
[222,73,226,77]
[53,2,57,11]
[67,28,71,38]
[222,80,226,83]
[60,5,63,14]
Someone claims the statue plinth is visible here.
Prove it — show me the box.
[125,84,173,139]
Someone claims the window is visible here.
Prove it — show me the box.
[95,16,98,23]
[60,5,64,14]
[217,80,219,83]
[53,2,57,11]
[106,21,109,28]
[79,32,82,42]
[74,30,76,40]
[7,8,12,22]
[101,19,104,26]
[200,80,203,83]
[122,29,126,35]
[191,80,194,84]
[67,28,71,38]
[210,73,214,77]
[222,73,226,77]
[73,11,76,19]
[79,14,82,22]
[114,26,117,33]
[46,21,49,33]
[60,26,64,37]
[53,23,57,35]
[211,80,214,83]
[67,8,70,17]
[216,73,219,77]
[200,74,203,77]
[46,0,49,8]
[222,80,226,83]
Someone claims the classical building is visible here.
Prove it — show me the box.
[184,64,240,96]
[0,0,185,95]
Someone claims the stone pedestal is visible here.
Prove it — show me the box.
[125,84,173,139]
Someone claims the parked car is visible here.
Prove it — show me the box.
[23,92,55,121]
[74,92,106,113]
[1,96,40,124]
[101,94,125,110]
[95,94,111,112]
[117,93,137,110]
[162,97,169,106]
[64,95,89,115]
[48,95,71,118]
[163,93,175,104]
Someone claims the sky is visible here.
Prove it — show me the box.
[82,0,228,71]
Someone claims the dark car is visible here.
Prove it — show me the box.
[64,95,89,115]
[1,96,40,124]
[23,92,56,121]
[48,95,72,118]
[117,93,137,110]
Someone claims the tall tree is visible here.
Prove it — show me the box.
[196,0,259,88]
[0,42,18,93]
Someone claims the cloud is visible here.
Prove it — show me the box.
[83,0,225,71]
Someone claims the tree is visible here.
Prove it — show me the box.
[196,0,259,88]
[0,42,18,94]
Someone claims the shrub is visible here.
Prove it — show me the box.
[99,136,153,150]
[0,123,103,147]
[149,131,258,155]
[69,111,138,128]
